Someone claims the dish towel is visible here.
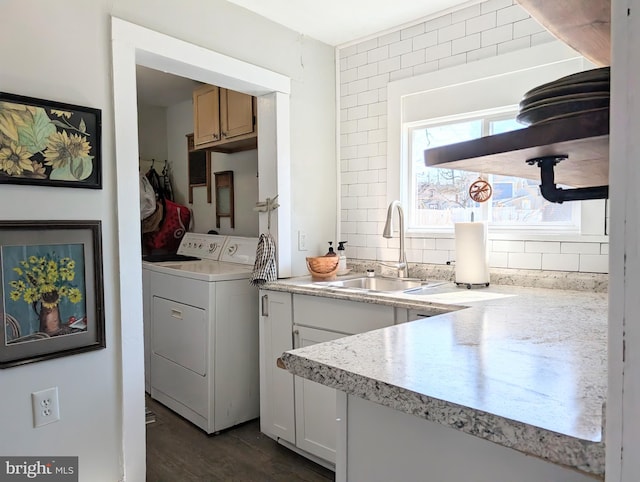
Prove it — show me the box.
[250,233,277,286]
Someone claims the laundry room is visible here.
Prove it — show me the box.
[136,65,260,246]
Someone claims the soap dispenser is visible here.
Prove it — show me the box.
[326,241,337,256]
[337,241,347,273]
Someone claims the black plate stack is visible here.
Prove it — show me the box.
[517,67,610,126]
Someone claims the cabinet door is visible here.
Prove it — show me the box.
[193,84,220,146]
[294,325,345,464]
[259,290,295,444]
[220,88,254,139]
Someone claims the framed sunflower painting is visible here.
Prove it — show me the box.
[0,220,105,368]
[0,92,101,189]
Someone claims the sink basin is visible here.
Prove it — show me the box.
[319,276,443,293]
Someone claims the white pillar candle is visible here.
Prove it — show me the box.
[454,222,490,286]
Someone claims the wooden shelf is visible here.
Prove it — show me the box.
[424,109,609,189]
[516,0,610,67]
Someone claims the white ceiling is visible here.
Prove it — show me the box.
[225,0,476,46]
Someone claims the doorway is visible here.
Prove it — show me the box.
[111,17,291,480]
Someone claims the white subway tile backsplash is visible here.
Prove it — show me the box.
[347,52,368,70]
[341,171,358,184]
[369,73,390,90]
[378,31,401,46]
[356,221,379,235]
[348,184,368,197]
[348,157,368,171]
[508,252,542,270]
[513,17,545,38]
[341,67,358,84]
[368,45,390,63]
[489,251,509,268]
[347,78,369,95]
[368,129,386,143]
[560,242,601,255]
[347,104,368,120]
[438,22,466,43]
[452,33,481,55]
[492,240,525,252]
[427,42,453,61]
[378,57,401,74]
[466,12,497,35]
[357,38,379,53]
[341,145,357,160]
[401,23,425,39]
[436,238,456,251]
[497,4,529,25]
[357,170,379,184]
[389,39,413,57]
[401,50,426,68]
[481,24,513,46]
[481,0,514,14]
[336,0,605,275]
[497,36,531,55]
[423,249,451,264]
[452,3,482,23]
[413,31,438,50]
[357,63,379,80]
[368,155,387,169]
[525,241,560,254]
[357,89,379,105]
[542,253,580,272]
[357,117,379,131]
[347,131,368,146]
[424,13,452,32]
[579,254,609,273]
[341,119,357,134]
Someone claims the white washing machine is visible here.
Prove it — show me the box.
[142,233,259,434]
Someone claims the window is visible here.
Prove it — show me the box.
[406,109,579,232]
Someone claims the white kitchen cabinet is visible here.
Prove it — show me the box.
[293,325,346,464]
[258,290,295,445]
[142,268,151,393]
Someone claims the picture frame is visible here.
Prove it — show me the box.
[0,92,102,189]
[0,220,105,368]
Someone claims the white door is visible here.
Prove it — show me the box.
[294,324,346,464]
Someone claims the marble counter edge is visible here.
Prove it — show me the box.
[280,351,605,477]
[259,281,465,315]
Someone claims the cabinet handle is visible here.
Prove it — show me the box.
[221,131,227,137]
[171,309,183,319]
[293,329,300,348]
[261,294,269,317]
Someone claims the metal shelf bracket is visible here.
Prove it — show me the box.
[526,155,609,203]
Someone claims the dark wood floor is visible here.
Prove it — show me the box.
[145,396,335,482]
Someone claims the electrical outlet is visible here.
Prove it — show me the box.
[298,230,308,251]
[32,387,60,428]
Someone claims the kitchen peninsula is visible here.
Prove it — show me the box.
[274,277,607,481]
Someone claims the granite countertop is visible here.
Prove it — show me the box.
[270,276,608,477]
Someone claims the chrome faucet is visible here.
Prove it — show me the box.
[383,200,408,278]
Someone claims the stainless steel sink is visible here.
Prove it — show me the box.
[318,276,444,293]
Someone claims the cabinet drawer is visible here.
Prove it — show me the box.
[293,294,394,334]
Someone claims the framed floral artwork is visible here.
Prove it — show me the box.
[0,92,101,189]
[0,220,105,368]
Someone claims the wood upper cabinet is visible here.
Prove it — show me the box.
[193,84,257,152]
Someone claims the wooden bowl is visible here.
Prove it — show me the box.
[306,256,339,281]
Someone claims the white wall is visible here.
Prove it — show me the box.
[137,103,168,174]
[336,0,609,274]
[0,0,335,480]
